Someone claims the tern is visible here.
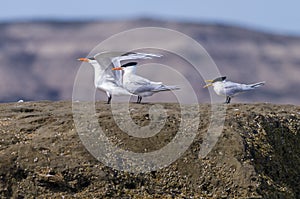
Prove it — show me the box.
[203,76,265,104]
[113,62,180,103]
[77,56,133,104]
[77,52,162,104]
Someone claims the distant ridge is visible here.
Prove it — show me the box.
[0,19,299,104]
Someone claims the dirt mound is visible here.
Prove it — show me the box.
[0,101,299,198]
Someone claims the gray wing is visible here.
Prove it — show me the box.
[111,52,163,75]
[224,81,249,96]
[94,51,163,86]
[129,74,162,85]
[94,52,121,85]
[113,52,162,62]
[124,74,164,93]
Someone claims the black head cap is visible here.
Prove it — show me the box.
[121,62,137,67]
[212,76,226,83]
[88,57,96,60]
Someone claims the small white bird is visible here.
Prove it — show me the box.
[77,56,134,104]
[203,76,265,104]
[77,52,162,104]
[113,62,180,103]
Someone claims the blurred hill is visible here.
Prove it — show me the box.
[1,19,300,104]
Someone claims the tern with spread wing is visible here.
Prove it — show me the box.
[203,76,265,104]
[77,55,133,104]
[111,52,162,85]
[77,52,162,104]
[113,62,180,103]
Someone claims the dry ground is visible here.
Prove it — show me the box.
[0,101,299,198]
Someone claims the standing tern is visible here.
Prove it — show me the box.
[77,56,134,104]
[203,76,265,104]
[77,52,162,104]
[113,62,180,103]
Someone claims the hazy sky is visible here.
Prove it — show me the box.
[1,0,300,35]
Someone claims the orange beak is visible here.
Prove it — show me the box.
[203,79,214,88]
[112,67,123,70]
[77,58,89,62]
[203,83,213,88]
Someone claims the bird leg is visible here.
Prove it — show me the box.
[225,96,231,104]
[107,95,112,104]
[137,96,142,103]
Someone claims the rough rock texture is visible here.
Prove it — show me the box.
[0,101,299,198]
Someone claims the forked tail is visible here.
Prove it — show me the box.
[165,85,180,90]
[250,81,265,88]
[154,85,180,92]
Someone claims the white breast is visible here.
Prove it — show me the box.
[213,82,226,96]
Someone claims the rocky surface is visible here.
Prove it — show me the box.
[0,101,299,198]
